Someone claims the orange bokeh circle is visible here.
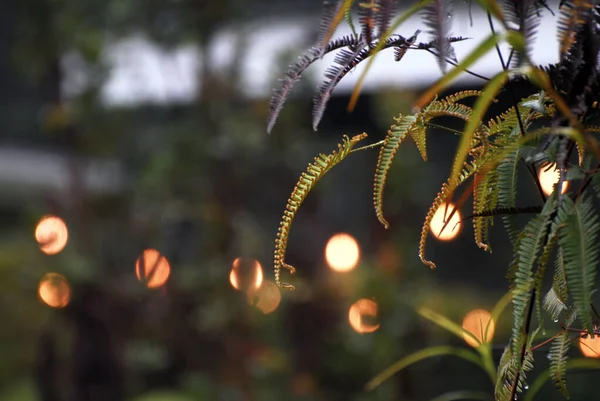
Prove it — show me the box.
[135,249,171,288]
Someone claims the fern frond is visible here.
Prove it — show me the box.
[393,30,420,61]
[557,1,594,59]
[553,249,569,304]
[317,1,347,50]
[313,43,365,131]
[274,133,368,290]
[423,99,474,121]
[534,224,561,331]
[503,0,541,67]
[549,330,571,398]
[497,149,521,244]
[511,196,556,355]
[358,0,376,43]
[267,35,362,134]
[557,195,600,333]
[544,288,567,321]
[318,0,356,50]
[495,340,536,401]
[375,0,396,38]
[472,169,499,251]
[373,115,418,229]
[422,0,455,73]
[419,161,478,269]
[442,90,485,104]
[313,33,417,130]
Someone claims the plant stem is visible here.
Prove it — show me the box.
[350,140,385,153]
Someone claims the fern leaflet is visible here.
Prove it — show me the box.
[274,133,368,290]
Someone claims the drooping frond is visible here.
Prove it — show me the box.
[553,249,569,305]
[549,330,571,398]
[317,1,347,50]
[557,1,594,59]
[317,0,355,50]
[544,288,567,321]
[442,90,486,104]
[503,0,542,67]
[534,224,561,331]
[313,43,366,131]
[497,149,521,244]
[422,0,455,73]
[511,196,556,355]
[393,30,420,61]
[266,35,361,134]
[358,0,376,43]
[557,195,600,333]
[375,0,396,38]
[472,169,499,251]
[274,133,368,290]
[373,115,418,229]
[419,161,478,269]
[495,340,536,401]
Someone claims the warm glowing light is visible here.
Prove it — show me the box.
[38,273,70,308]
[461,309,494,347]
[539,163,568,196]
[348,299,380,334]
[229,258,263,292]
[35,215,68,255]
[579,334,600,358]
[135,249,171,288]
[251,280,281,314]
[429,203,461,240]
[325,233,360,272]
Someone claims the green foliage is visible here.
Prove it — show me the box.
[269,0,600,400]
[549,330,571,399]
[274,133,368,289]
[557,196,600,333]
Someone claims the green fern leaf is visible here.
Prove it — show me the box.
[534,225,561,332]
[511,195,556,355]
[497,149,521,244]
[275,133,368,290]
[557,196,600,333]
[549,330,571,399]
[373,115,418,229]
[473,169,499,252]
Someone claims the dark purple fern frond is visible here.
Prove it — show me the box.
[358,1,376,44]
[422,0,455,73]
[267,36,363,134]
[312,43,366,131]
[394,30,421,61]
[376,0,397,38]
[316,0,345,52]
[312,34,417,130]
[503,0,541,67]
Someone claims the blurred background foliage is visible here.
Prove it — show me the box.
[1,0,598,400]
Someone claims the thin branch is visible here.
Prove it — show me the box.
[426,122,465,135]
[422,48,491,81]
[532,330,564,351]
[351,139,385,153]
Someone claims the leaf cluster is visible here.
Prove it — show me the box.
[267,1,600,399]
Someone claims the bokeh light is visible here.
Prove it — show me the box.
[461,309,494,347]
[229,257,263,293]
[579,334,600,358]
[348,299,380,334]
[135,249,171,289]
[325,233,360,272]
[35,215,68,255]
[429,202,461,240]
[251,280,281,314]
[539,163,569,196]
[38,273,70,308]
